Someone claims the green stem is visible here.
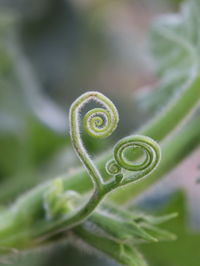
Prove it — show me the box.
[0,91,161,249]
[62,75,200,194]
[0,75,199,203]
[0,75,199,252]
[0,75,198,222]
[0,101,199,253]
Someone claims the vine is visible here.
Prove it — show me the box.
[0,91,161,248]
[51,91,162,232]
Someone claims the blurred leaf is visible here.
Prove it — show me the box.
[0,18,70,195]
[141,192,200,266]
[137,0,200,111]
[75,225,148,266]
[71,202,176,266]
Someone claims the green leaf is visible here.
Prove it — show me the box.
[89,211,157,243]
[72,203,176,265]
[43,178,81,219]
[138,0,200,111]
[75,225,148,266]
[97,203,177,243]
[141,192,200,266]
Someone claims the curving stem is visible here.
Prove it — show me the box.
[32,91,161,239]
[0,91,162,247]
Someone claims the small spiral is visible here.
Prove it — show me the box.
[106,159,122,175]
[113,135,160,172]
[83,108,114,138]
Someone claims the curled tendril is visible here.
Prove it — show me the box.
[40,92,161,239]
[69,91,119,189]
[106,159,122,176]
[105,135,161,186]
[70,91,160,191]
[114,135,160,172]
[69,92,160,204]
[84,108,115,138]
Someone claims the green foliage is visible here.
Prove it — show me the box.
[141,192,200,266]
[74,203,177,266]
[0,0,200,265]
[138,0,200,111]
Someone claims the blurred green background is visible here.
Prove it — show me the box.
[0,0,200,265]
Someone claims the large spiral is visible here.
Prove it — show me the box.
[113,135,161,174]
[70,91,119,139]
[69,91,119,188]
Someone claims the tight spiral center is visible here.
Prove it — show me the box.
[83,107,114,138]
